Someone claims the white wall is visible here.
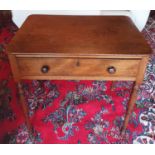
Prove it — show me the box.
[130,10,150,31]
[100,10,150,31]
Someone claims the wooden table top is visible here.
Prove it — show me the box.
[7,15,152,56]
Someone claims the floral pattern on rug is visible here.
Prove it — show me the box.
[2,124,42,144]
[39,80,141,143]
[131,17,155,144]
[0,23,18,122]
[0,79,16,121]
[23,80,60,116]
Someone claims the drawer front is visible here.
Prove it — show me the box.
[16,57,140,78]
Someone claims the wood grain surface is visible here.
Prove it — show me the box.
[17,57,140,79]
[7,15,152,56]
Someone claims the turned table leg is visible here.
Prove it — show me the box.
[17,82,33,134]
[121,56,149,135]
[121,84,139,135]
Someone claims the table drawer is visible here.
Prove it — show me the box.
[16,57,140,78]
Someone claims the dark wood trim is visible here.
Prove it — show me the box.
[0,10,12,27]
[150,10,155,18]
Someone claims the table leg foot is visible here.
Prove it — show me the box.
[120,127,126,136]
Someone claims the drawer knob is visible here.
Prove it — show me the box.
[41,65,49,73]
[107,66,116,74]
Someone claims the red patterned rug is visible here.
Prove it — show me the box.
[0,17,155,144]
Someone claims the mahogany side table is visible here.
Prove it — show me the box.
[7,15,152,135]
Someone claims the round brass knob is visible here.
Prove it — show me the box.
[107,66,116,74]
[41,65,49,73]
